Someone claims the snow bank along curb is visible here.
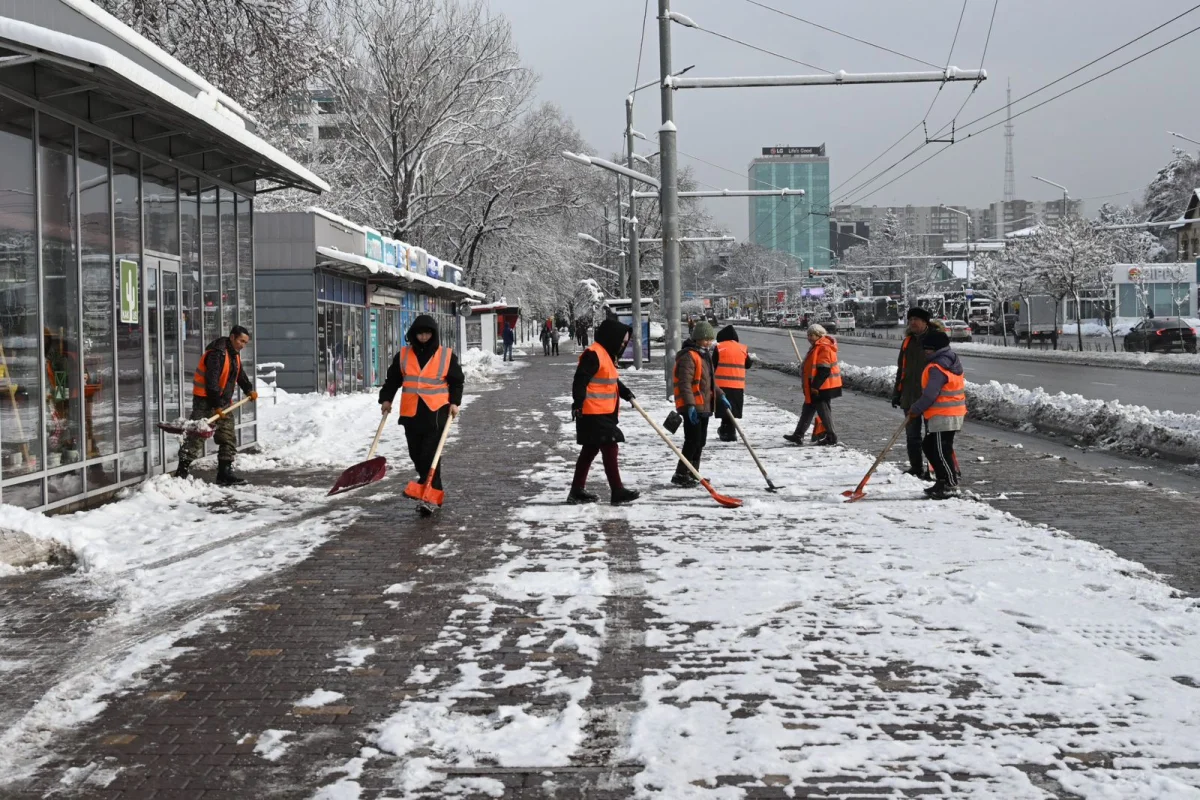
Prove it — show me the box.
[834,334,1200,375]
[1,527,74,570]
[760,361,1200,464]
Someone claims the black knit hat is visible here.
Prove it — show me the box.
[907,307,932,322]
[922,330,950,350]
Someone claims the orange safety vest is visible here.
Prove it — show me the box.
[803,336,842,403]
[192,346,241,398]
[714,340,748,390]
[673,349,707,411]
[580,342,619,415]
[920,363,967,421]
[895,334,913,394]
[399,345,451,416]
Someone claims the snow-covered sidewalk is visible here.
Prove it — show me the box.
[325,369,1200,798]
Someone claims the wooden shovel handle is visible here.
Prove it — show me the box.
[630,398,705,483]
[366,411,390,460]
[422,411,457,488]
[203,394,254,425]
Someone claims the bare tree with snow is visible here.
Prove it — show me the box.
[1030,216,1115,351]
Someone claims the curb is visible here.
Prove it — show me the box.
[758,360,1200,465]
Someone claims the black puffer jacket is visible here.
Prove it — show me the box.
[572,318,633,447]
[379,314,464,427]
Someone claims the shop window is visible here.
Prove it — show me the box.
[237,195,255,424]
[0,99,41,479]
[142,159,179,255]
[79,132,116,463]
[317,301,328,394]
[220,189,237,335]
[40,115,83,470]
[201,186,219,343]
[113,146,144,452]
[181,177,203,395]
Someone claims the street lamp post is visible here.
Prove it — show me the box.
[658,0,682,397]
[625,95,645,367]
[1032,175,1071,219]
[1169,130,1200,148]
[941,205,973,316]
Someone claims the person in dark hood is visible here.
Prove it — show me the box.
[569,318,640,505]
[892,308,944,480]
[907,330,966,500]
[672,321,730,487]
[713,324,751,442]
[380,315,464,510]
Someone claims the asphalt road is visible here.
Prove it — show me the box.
[739,326,1200,414]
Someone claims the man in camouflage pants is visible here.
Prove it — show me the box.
[177,325,257,485]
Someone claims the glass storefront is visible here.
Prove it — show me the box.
[0,95,255,510]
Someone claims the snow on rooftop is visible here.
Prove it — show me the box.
[0,16,328,193]
[307,207,367,234]
[316,245,484,300]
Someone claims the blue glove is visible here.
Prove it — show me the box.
[685,405,700,426]
[719,395,732,412]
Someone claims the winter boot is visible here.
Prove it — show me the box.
[817,434,839,446]
[671,472,699,488]
[924,481,944,496]
[904,466,934,482]
[216,461,247,487]
[567,487,599,504]
[174,461,191,479]
[611,487,640,506]
[783,433,802,445]
[927,482,960,501]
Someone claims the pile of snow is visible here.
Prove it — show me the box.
[460,347,522,383]
[839,362,1200,461]
[947,340,1200,374]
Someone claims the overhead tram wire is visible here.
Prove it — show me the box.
[828,3,1200,213]
[838,19,1200,209]
[690,24,831,73]
[939,0,1000,134]
[920,0,970,126]
[741,0,942,69]
[631,0,651,91]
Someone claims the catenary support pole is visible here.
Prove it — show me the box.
[616,174,626,296]
[626,95,645,368]
[659,0,681,398]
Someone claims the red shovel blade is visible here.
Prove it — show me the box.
[842,489,867,503]
[157,420,215,438]
[328,456,387,496]
[700,479,743,509]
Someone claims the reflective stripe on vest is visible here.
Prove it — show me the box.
[714,340,748,390]
[673,350,706,410]
[399,346,451,416]
[580,342,619,415]
[192,347,239,398]
[920,363,967,420]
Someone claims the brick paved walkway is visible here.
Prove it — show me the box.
[4,354,1200,798]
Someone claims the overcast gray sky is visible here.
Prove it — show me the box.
[488,0,1200,239]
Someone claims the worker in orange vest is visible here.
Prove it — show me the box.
[568,318,640,505]
[380,315,464,508]
[783,324,841,446]
[906,329,966,500]
[672,320,730,486]
[177,325,257,484]
[713,325,751,442]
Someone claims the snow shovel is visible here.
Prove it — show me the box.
[842,417,909,503]
[722,409,781,493]
[629,399,742,509]
[328,412,392,496]
[788,332,804,365]
[157,395,254,438]
[404,411,456,511]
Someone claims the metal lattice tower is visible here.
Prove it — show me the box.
[1003,79,1016,204]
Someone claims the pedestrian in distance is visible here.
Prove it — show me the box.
[379,315,463,509]
[713,325,751,443]
[907,329,966,500]
[540,320,552,356]
[891,309,946,481]
[577,319,590,348]
[176,325,257,485]
[551,320,560,356]
[502,322,515,362]
[568,318,640,506]
[783,324,842,446]
[672,320,730,487]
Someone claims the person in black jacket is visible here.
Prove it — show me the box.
[379,315,464,504]
[713,324,752,442]
[569,318,640,506]
[176,325,257,485]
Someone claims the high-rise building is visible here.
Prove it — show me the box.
[749,146,831,270]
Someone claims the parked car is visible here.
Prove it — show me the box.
[1122,317,1197,353]
[940,319,973,342]
[989,314,1018,336]
[835,311,856,333]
